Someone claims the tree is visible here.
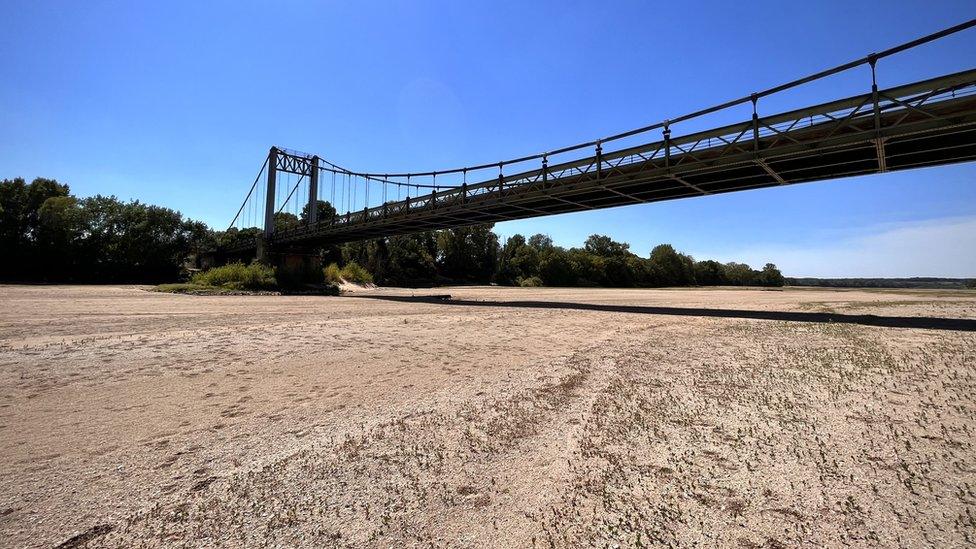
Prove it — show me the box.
[648,244,695,286]
[436,224,499,283]
[300,200,337,224]
[214,227,262,250]
[384,233,438,285]
[0,175,794,289]
[35,195,83,276]
[584,234,629,257]
[627,255,653,287]
[496,234,524,285]
[602,255,637,287]
[725,262,757,286]
[0,178,213,283]
[567,248,603,286]
[0,177,71,279]
[342,239,371,266]
[694,260,727,286]
[758,263,785,287]
[497,234,540,285]
[528,233,554,252]
[273,212,300,233]
[73,196,205,282]
[538,247,575,286]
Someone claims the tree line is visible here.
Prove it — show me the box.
[336,225,784,288]
[1,177,211,282]
[1,179,785,287]
[787,277,976,290]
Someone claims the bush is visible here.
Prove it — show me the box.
[154,283,212,293]
[340,261,373,285]
[153,283,249,295]
[190,262,277,290]
[323,263,343,284]
[519,276,544,287]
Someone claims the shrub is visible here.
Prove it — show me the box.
[154,283,212,293]
[324,263,343,284]
[153,283,243,295]
[340,261,374,285]
[519,276,544,287]
[190,262,277,290]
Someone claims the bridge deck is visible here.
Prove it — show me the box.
[242,69,976,251]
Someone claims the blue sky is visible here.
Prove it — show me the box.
[1,1,974,277]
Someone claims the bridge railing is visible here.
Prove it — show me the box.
[234,20,976,249]
[302,20,975,182]
[267,67,976,244]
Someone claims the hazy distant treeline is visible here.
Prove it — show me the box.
[2,179,785,287]
[787,277,976,290]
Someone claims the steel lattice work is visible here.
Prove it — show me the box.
[223,20,976,254]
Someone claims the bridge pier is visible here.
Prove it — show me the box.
[255,234,268,264]
[270,246,323,287]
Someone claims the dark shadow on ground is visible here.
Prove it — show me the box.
[350,294,976,332]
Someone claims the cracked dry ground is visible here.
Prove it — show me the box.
[1,286,975,547]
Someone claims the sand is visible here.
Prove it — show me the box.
[0,284,974,547]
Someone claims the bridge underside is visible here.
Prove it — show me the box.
[232,69,976,253]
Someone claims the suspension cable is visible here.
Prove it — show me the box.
[299,19,976,180]
[275,173,306,216]
[235,20,975,231]
[227,155,270,231]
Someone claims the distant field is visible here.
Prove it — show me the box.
[1,285,974,548]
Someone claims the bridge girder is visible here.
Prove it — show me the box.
[222,68,976,254]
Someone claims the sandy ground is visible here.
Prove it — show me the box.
[1,284,975,548]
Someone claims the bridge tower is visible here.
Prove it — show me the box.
[262,146,321,238]
[263,146,278,238]
[258,146,323,281]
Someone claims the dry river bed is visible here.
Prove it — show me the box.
[1,284,975,548]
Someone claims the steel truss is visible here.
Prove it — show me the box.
[258,69,976,248]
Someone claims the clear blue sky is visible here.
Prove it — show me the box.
[2,1,974,277]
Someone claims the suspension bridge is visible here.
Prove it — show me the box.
[220,20,976,264]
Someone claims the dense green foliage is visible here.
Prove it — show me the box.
[1,177,210,282]
[190,262,277,290]
[339,261,374,285]
[323,263,343,284]
[301,200,337,225]
[340,229,785,288]
[2,176,784,288]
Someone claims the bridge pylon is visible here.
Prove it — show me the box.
[263,146,278,239]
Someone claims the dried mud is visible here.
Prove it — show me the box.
[1,284,974,547]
